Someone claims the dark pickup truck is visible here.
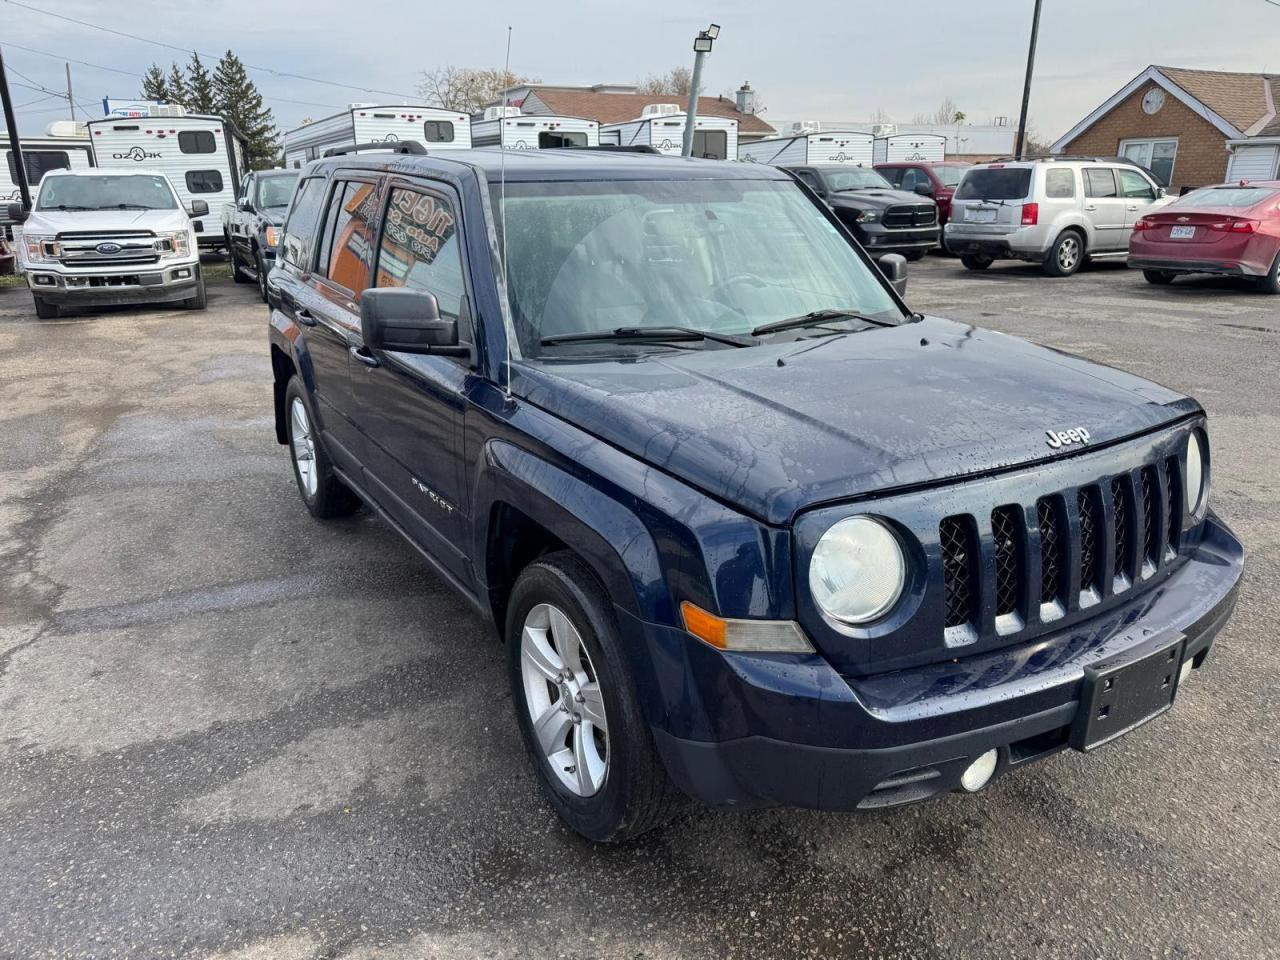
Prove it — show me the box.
[267,147,1242,843]
[785,164,940,259]
[224,169,298,301]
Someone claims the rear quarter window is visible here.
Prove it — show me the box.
[1045,168,1075,199]
[955,168,1032,200]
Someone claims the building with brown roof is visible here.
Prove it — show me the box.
[492,83,776,141]
[1052,65,1279,191]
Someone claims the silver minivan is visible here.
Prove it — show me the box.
[944,157,1170,276]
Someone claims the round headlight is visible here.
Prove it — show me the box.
[809,516,906,625]
[1185,432,1208,517]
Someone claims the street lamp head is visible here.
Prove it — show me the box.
[693,34,713,53]
[705,23,721,39]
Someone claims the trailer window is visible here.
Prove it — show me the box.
[423,121,455,143]
[539,131,588,149]
[6,150,71,185]
[317,180,376,295]
[280,176,326,268]
[692,130,727,159]
[178,130,217,154]
[185,170,224,194]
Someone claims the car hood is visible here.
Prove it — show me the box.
[22,208,191,234]
[829,189,930,210]
[514,317,1197,525]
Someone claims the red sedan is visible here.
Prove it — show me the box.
[1129,180,1280,293]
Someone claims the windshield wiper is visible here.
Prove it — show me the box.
[50,204,93,211]
[541,326,754,348]
[752,309,895,337]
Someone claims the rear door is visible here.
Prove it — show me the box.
[1118,168,1161,241]
[1082,167,1127,250]
[349,179,473,583]
[951,166,1033,233]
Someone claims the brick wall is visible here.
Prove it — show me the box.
[1060,84,1230,190]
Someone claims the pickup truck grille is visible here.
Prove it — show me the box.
[940,454,1183,641]
[56,231,160,267]
[883,204,937,229]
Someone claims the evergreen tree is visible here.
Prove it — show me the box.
[166,62,190,108]
[141,64,168,102]
[186,53,217,114]
[213,50,277,170]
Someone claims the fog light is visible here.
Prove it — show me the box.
[960,749,998,792]
[33,274,55,286]
[174,268,191,279]
[1179,658,1194,685]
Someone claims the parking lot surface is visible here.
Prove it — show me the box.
[1,257,1277,960]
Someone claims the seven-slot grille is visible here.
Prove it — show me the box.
[939,457,1184,639]
[882,204,938,228]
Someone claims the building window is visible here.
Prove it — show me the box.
[178,130,217,154]
[185,169,224,193]
[1119,138,1177,186]
[424,120,454,143]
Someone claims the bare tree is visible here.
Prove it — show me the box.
[931,97,965,125]
[870,106,893,125]
[636,66,693,98]
[1019,120,1053,156]
[417,66,537,114]
[910,112,929,124]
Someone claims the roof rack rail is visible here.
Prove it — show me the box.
[564,144,662,154]
[323,141,427,157]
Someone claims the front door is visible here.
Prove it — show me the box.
[1118,168,1161,243]
[349,181,472,584]
[1082,167,1128,251]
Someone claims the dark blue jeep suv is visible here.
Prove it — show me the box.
[266,147,1243,842]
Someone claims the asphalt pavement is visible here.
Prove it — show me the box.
[0,256,1277,960]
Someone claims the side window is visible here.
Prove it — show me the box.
[879,167,903,187]
[795,170,824,193]
[317,180,377,295]
[1045,168,1075,199]
[186,170,224,194]
[178,130,216,154]
[7,150,70,184]
[899,168,920,191]
[376,186,466,323]
[280,176,326,268]
[424,121,454,143]
[1119,169,1156,200]
[1084,168,1118,199]
[238,175,252,203]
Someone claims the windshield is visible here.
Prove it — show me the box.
[824,169,893,191]
[495,177,904,358]
[36,174,177,211]
[1177,186,1279,208]
[933,164,969,187]
[955,168,1032,201]
[256,174,298,209]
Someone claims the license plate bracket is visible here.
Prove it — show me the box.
[1170,225,1196,239]
[966,207,997,223]
[1069,636,1184,752]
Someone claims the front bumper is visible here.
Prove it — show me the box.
[857,222,939,254]
[26,263,200,306]
[624,512,1243,811]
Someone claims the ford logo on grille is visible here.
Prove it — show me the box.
[95,242,123,255]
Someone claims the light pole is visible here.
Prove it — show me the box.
[681,23,719,158]
[1014,0,1043,160]
[0,48,32,214]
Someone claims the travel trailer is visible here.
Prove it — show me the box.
[873,134,947,164]
[1,122,94,237]
[471,109,599,150]
[599,105,738,159]
[282,105,472,167]
[739,131,875,166]
[86,112,246,249]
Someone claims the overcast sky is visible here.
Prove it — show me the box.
[4,0,1279,139]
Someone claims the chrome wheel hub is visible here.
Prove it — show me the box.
[519,602,609,797]
[289,397,318,497]
[1059,237,1079,269]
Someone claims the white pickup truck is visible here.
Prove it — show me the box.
[9,168,207,319]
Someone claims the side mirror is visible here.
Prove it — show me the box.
[239,199,254,212]
[360,287,467,357]
[914,181,935,197]
[876,253,908,297]
[7,202,29,223]
[1156,186,1166,199]
[188,200,209,218]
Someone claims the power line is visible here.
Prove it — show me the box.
[3,0,418,99]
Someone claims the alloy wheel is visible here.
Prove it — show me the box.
[1058,236,1080,271]
[519,602,609,797]
[289,397,318,497]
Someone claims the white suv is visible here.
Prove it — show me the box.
[944,157,1170,276]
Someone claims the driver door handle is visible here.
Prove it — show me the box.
[350,344,380,368]
[295,308,317,326]
[1084,204,1097,211]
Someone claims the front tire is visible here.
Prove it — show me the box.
[961,254,993,271]
[283,376,360,519]
[506,552,682,843]
[904,248,927,262]
[1042,231,1084,277]
[231,248,253,283]
[181,268,208,310]
[32,294,59,319]
[256,252,270,303]
[1143,269,1175,285]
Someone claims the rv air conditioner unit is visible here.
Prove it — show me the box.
[483,105,522,121]
[790,121,821,134]
[45,120,88,138]
[640,103,682,118]
[872,122,897,137]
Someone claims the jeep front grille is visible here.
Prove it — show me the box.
[938,457,1184,640]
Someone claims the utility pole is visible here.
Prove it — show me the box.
[681,24,720,158]
[66,62,75,121]
[0,48,33,213]
[1014,0,1043,160]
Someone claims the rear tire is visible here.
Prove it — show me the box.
[1042,231,1084,277]
[1143,269,1175,285]
[506,551,683,843]
[283,376,360,519]
[960,254,993,271]
[32,294,59,319]
[1257,252,1280,295]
